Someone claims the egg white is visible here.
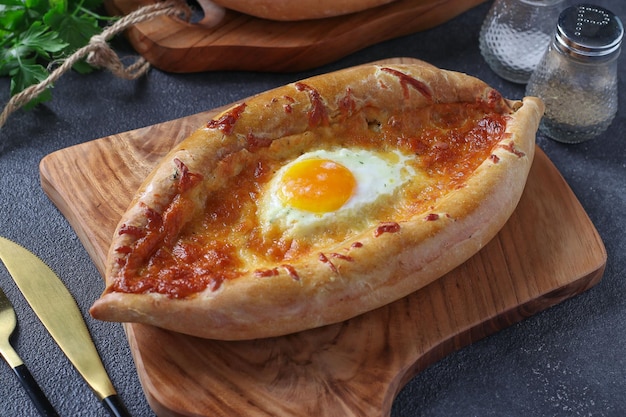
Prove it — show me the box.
[257,148,417,238]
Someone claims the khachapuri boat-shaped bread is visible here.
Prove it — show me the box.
[90,61,544,340]
[210,0,397,21]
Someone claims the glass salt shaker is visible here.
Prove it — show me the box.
[479,0,566,84]
[526,4,623,144]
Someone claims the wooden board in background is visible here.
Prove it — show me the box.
[105,0,486,72]
[39,58,606,416]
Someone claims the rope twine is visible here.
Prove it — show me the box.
[0,0,191,129]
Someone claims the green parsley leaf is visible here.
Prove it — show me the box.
[10,61,52,108]
[13,21,68,58]
[0,0,108,108]
[44,9,101,74]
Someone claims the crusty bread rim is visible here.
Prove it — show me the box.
[90,62,544,340]
[209,0,398,21]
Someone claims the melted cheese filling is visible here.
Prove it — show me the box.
[113,101,509,297]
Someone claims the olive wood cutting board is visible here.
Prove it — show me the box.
[40,58,606,416]
[104,0,486,72]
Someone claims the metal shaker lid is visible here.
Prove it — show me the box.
[555,4,624,60]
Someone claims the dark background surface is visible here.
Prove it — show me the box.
[1,0,624,415]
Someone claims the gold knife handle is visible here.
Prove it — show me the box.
[102,394,132,417]
[13,363,60,417]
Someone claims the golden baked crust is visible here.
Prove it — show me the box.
[211,0,397,21]
[90,62,544,340]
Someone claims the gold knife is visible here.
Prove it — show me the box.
[0,236,131,417]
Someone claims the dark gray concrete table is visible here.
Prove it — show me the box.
[1,1,624,415]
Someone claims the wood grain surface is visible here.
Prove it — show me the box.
[104,0,486,72]
[39,59,606,416]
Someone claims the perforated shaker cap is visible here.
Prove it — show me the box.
[555,4,624,60]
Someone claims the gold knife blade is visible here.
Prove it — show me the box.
[0,236,130,417]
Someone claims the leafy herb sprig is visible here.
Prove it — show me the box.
[0,0,114,109]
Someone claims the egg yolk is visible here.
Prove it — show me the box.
[277,159,357,213]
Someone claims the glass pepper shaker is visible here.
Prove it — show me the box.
[479,0,566,84]
[526,4,623,144]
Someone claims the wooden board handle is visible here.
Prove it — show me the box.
[105,0,486,72]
